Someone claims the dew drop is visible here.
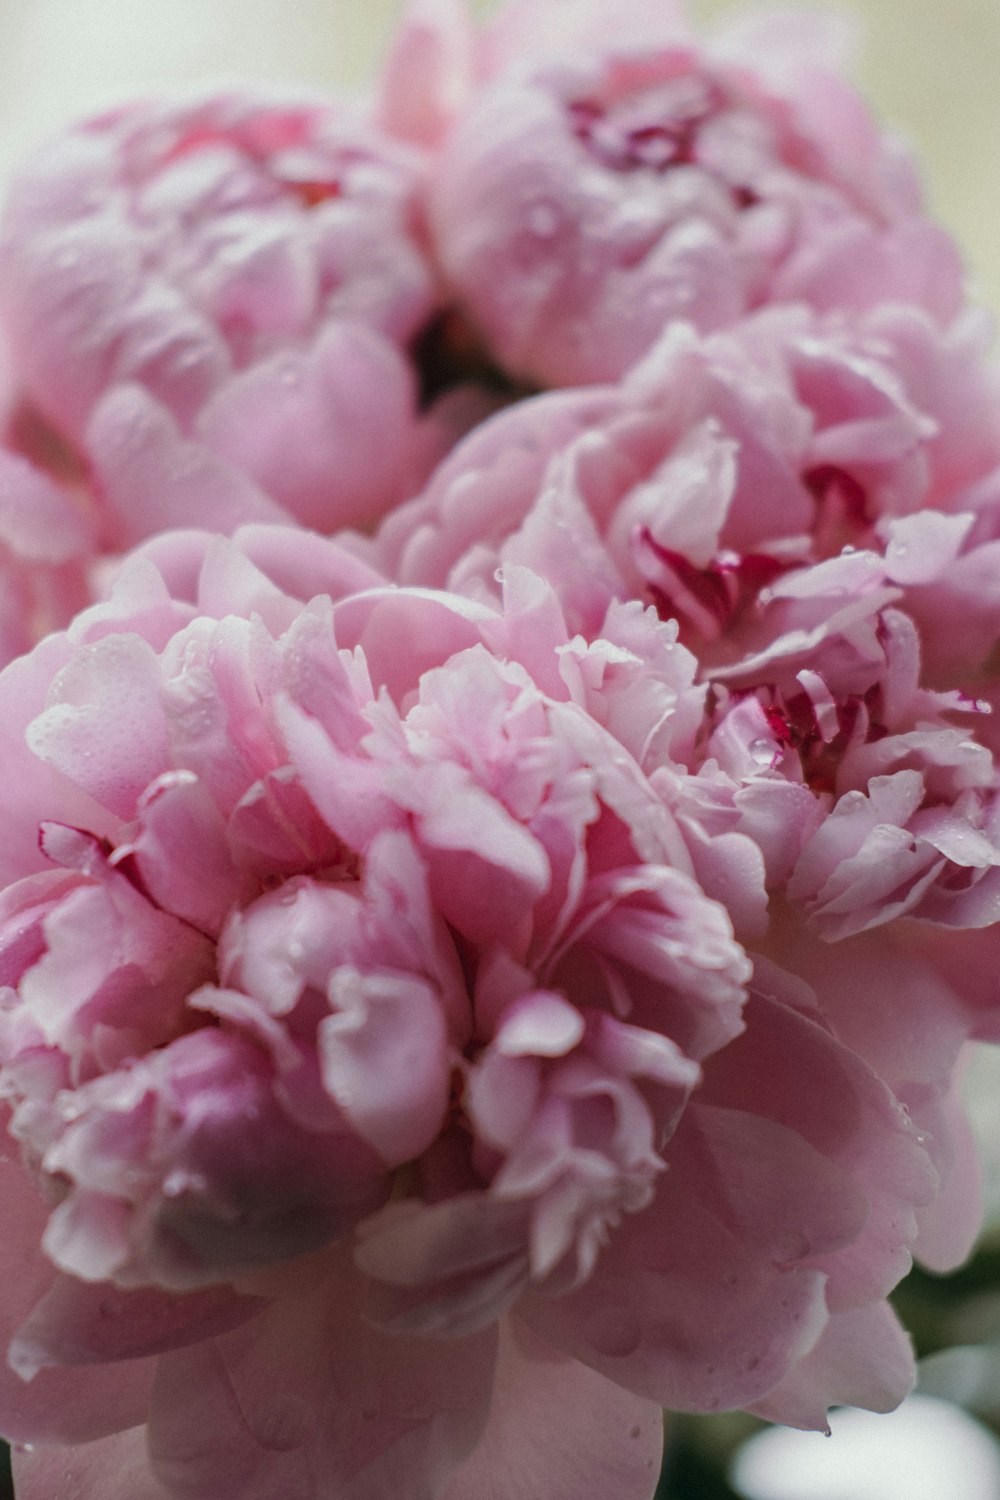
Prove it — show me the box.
[256,1394,312,1452]
[749,738,777,767]
[585,1306,642,1358]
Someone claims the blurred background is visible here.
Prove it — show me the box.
[0,0,996,309]
[0,2,996,1496]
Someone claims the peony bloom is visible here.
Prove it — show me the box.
[0,0,993,1495]
[400,0,967,385]
[377,300,1000,654]
[0,89,465,540]
[0,530,962,1498]
[377,298,1000,1259]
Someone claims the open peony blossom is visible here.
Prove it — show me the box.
[0,528,973,1499]
[376,290,1000,1281]
[377,300,1000,642]
[0,0,996,1497]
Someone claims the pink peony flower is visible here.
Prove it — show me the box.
[0,2,993,1495]
[375,285,1000,1297]
[377,301,1000,652]
[0,532,958,1498]
[405,0,966,385]
[0,90,467,540]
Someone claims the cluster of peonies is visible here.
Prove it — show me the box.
[0,0,998,1496]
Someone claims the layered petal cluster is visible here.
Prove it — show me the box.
[393,0,964,384]
[0,1,995,1498]
[0,533,951,1498]
[0,90,453,538]
[375,284,1000,1234]
[378,301,1000,652]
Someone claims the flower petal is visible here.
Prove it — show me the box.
[0,1133,155,1444]
[441,1318,663,1500]
[12,1426,166,1500]
[148,1261,497,1499]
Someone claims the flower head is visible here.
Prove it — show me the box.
[0,90,449,537]
[414,0,964,384]
[0,532,955,1497]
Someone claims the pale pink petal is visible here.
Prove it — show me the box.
[320,967,451,1165]
[378,0,475,147]
[521,1103,845,1412]
[697,988,936,1308]
[88,385,287,546]
[9,1276,262,1381]
[148,1266,497,1499]
[0,1133,155,1445]
[748,1302,914,1431]
[13,1426,167,1500]
[27,632,169,819]
[909,1064,983,1274]
[199,324,427,532]
[440,1318,663,1500]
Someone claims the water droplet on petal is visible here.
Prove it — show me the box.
[256,1394,313,1452]
[749,738,777,767]
[585,1306,642,1358]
